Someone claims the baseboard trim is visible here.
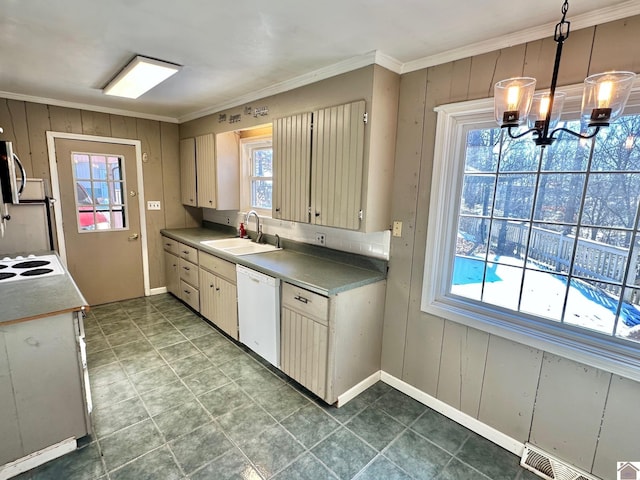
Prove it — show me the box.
[0,437,76,480]
[149,287,167,296]
[337,371,381,407]
[380,371,524,456]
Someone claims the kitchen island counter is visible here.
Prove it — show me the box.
[161,227,386,296]
[0,262,89,325]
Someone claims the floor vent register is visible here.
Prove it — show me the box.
[521,443,599,480]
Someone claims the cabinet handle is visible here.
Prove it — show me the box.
[210,284,214,288]
[182,250,190,255]
[275,208,280,212]
[294,295,308,304]
[165,243,172,246]
[184,290,190,295]
[216,287,220,291]
[315,212,320,217]
[183,266,190,271]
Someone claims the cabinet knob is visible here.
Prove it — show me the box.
[210,284,214,288]
[216,287,220,291]
[275,208,280,212]
[315,212,321,217]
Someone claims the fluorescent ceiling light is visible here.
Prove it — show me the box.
[103,55,181,99]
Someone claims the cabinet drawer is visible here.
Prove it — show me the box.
[180,280,200,311]
[179,258,199,287]
[282,283,329,325]
[163,237,179,255]
[199,252,236,283]
[178,243,198,263]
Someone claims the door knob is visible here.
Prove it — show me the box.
[128,233,139,241]
[129,191,137,197]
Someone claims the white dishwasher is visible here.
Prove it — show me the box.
[236,264,281,367]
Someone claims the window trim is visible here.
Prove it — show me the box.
[421,82,640,382]
[239,135,273,217]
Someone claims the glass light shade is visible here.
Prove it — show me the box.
[103,56,181,99]
[581,71,636,126]
[528,92,566,130]
[494,77,537,127]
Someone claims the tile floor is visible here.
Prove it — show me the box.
[17,294,539,480]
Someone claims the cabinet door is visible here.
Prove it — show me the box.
[180,138,197,206]
[199,268,216,322]
[311,100,365,229]
[215,277,238,340]
[281,306,328,400]
[273,112,312,222]
[164,251,180,296]
[196,133,216,208]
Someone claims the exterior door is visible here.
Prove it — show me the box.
[55,138,144,305]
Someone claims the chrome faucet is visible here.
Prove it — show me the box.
[245,210,263,243]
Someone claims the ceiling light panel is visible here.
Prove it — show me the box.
[103,56,181,99]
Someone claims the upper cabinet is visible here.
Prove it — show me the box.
[180,132,240,210]
[272,71,398,233]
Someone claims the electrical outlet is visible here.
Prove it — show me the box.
[393,220,403,237]
[315,233,326,245]
[147,201,161,210]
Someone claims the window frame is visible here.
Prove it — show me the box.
[422,82,640,381]
[239,135,273,217]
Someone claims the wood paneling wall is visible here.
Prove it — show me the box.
[0,100,200,290]
[383,15,640,480]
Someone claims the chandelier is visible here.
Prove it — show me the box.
[494,0,636,147]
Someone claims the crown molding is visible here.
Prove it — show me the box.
[402,0,640,73]
[0,90,180,123]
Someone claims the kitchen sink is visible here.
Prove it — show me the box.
[200,238,281,256]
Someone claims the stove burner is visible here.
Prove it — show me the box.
[20,268,54,277]
[0,272,16,280]
[0,265,7,270]
[13,260,51,269]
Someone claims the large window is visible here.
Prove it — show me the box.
[423,87,640,378]
[240,136,272,215]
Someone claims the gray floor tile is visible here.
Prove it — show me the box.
[384,429,451,480]
[354,455,412,480]
[189,331,228,350]
[240,424,306,478]
[105,329,145,347]
[100,419,164,471]
[20,443,104,480]
[346,405,406,451]
[217,402,277,444]
[312,428,377,480]
[189,447,261,480]
[281,403,341,448]
[119,349,167,375]
[455,433,522,480]
[153,399,211,441]
[218,354,264,379]
[357,381,394,405]
[85,335,110,354]
[147,329,188,348]
[170,423,233,474]
[255,383,310,421]
[181,366,232,396]
[198,382,253,417]
[201,341,245,364]
[167,313,203,330]
[235,367,286,395]
[375,388,427,426]
[170,352,213,377]
[111,339,155,360]
[317,395,369,424]
[110,446,182,480]
[92,396,149,437]
[411,409,472,454]
[129,365,179,393]
[87,348,117,369]
[89,362,127,387]
[436,457,491,480]
[99,320,138,336]
[91,378,137,407]
[139,380,193,416]
[179,322,215,338]
[158,340,199,362]
[137,320,178,337]
[272,452,338,479]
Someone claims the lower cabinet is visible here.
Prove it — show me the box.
[280,280,386,405]
[164,251,180,297]
[199,253,238,340]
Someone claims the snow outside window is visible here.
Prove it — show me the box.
[422,86,640,380]
[240,136,272,217]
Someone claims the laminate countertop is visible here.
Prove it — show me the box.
[161,227,387,296]
[0,256,89,325]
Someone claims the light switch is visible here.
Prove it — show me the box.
[392,221,402,237]
[147,201,161,210]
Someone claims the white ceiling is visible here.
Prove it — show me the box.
[1,0,638,123]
